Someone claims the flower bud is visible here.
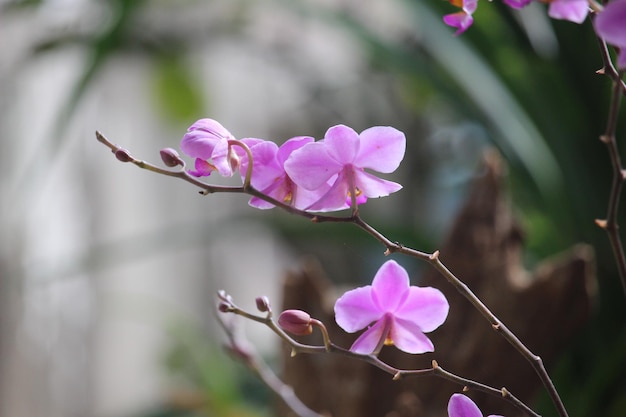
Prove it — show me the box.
[255,296,271,312]
[115,148,132,162]
[218,301,233,313]
[278,309,313,336]
[160,147,184,167]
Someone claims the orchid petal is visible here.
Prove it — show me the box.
[448,394,483,417]
[188,118,234,139]
[248,195,277,210]
[292,181,333,210]
[503,0,531,9]
[285,141,343,190]
[188,158,214,177]
[235,137,265,162]
[246,141,282,190]
[277,136,315,165]
[305,171,351,212]
[443,11,474,35]
[353,169,403,199]
[211,139,237,177]
[594,0,626,67]
[349,315,390,354]
[334,286,381,332]
[181,118,234,160]
[390,318,434,354]
[396,287,449,332]
[355,126,406,173]
[371,260,410,312]
[248,175,288,210]
[324,125,361,164]
[181,131,220,160]
[463,0,478,13]
[548,0,589,23]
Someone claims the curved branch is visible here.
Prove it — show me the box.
[218,293,539,417]
[594,38,626,298]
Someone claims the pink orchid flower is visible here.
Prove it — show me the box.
[594,0,626,69]
[443,0,478,35]
[180,118,240,177]
[284,124,405,212]
[448,394,504,417]
[240,136,332,210]
[547,0,589,23]
[334,260,449,355]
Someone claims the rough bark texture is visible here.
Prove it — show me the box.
[278,151,596,417]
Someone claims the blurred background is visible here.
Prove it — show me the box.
[0,0,625,416]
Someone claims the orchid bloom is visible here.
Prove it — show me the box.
[334,260,449,355]
[180,118,240,177]
[443,0,478,35]
[594,0,626,69]
[547,0,589,23]
[240,136,332,210]
[448,394,504,417]
[284,125,405,212]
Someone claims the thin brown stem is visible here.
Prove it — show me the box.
[216,310,325,417]
[219,293,539,417]
[594,38,626,298]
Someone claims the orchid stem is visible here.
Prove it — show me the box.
[219,292,539,417]
[595,38,626,299]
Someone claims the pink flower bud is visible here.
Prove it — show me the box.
[278,309,313,336]
[160,147,183,167]
[218,301,233,313]
[115,148,132,162]
[255,296,271,312]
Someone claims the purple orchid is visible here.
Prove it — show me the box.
[180,118,240,177]
[594,0,626,69]
[240,136,332,210]
[334,260,449,355]
[448,394,504,417]
[284,125,406,212]
[443,0,478,35]
[547,0,589,23]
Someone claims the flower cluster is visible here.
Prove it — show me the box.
[180,119,406,212]
[443,0,626,66]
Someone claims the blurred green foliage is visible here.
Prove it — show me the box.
[138,324,269,417]
[150,52,206,126]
